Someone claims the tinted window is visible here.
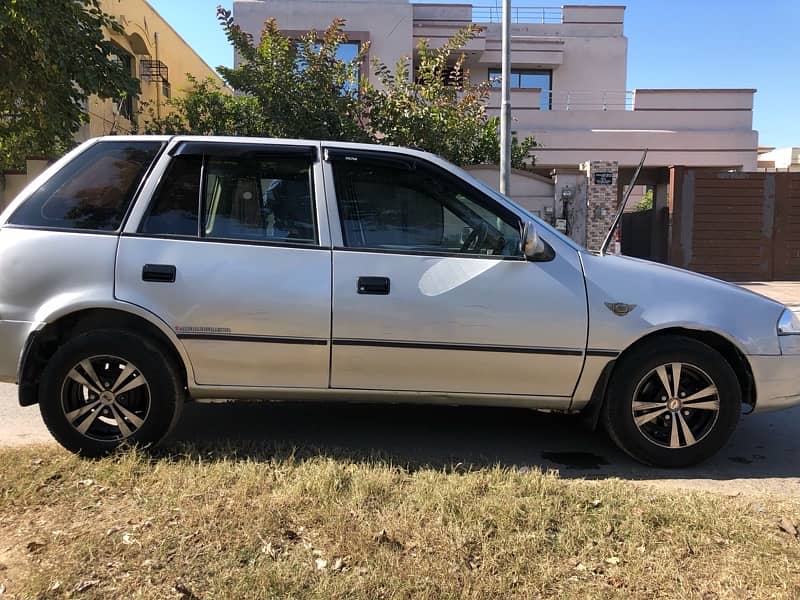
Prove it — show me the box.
[140,156,201,236]
[332,157,522,257]
[9,141,161,231]
[203,156,317,245]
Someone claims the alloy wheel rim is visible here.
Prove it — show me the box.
[60,355,151,442]
[631,362,720,449]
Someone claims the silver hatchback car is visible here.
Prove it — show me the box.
[1,136,799,466]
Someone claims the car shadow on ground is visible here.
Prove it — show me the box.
[164,400,800,481]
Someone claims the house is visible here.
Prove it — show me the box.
[233,0,759,251]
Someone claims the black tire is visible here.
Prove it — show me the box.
[602,336,741,467]
[39,329,184,457]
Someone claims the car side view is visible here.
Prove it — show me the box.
[1,136,799,466]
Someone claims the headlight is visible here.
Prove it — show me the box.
[777,308,800,335]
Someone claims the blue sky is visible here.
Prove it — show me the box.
[149,0,799,148]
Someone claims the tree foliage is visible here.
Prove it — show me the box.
[142,9,369,141]
[634,188,654,211]
[0,0,140,170]
[364,26,536,168]
[143,10,536,168]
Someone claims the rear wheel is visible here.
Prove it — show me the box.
[602,336,741,467]
[39,330,184,457]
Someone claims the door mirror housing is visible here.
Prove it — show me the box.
[520,220,546,259]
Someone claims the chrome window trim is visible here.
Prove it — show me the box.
[2,224,120,236]
[331,246,527,261]
[119,231,330,251]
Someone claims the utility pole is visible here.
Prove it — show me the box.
[499,0,512,196]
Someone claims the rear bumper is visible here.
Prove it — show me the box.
[0,320,34,383]
[750,354,800,413]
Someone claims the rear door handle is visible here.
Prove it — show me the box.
[142,264,176,283]
[357,276,390,295]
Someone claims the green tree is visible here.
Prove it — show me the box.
[144,9,370,141]
[143,11,536,168]
[138,76,266,136]
[0,0,140,170]
[364,25,536,168]
[634,188,654,211]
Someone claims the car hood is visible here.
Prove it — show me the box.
[579,252,785,356]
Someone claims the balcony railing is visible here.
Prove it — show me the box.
[548,90,635,111]
[471,5,563,24]
[489,89,636,111]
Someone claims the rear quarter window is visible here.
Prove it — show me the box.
[8,140,162,231]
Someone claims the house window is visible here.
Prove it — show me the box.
[296,41,362,93]
[110,45,135,121]
[162,80,171,99]
[489,68,552,110]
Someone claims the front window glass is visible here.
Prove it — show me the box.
[203,155,317,245]
[9,141,161,231]
[332,157,521,257]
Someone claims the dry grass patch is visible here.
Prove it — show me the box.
[0,444,799,599]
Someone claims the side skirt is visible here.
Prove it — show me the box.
[188,385,574,411]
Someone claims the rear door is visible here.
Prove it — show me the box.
[324,147,588,398]
[116,140,331,388]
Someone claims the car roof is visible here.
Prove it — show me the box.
[95,135,443,163]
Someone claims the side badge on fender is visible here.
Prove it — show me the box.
[605,302,637,317]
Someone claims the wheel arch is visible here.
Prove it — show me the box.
[18,304,193,407]
[582,326,755,428]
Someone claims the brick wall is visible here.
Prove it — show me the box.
[581,160,619,251]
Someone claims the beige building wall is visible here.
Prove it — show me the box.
[758,147,800,172]
[0,160,49,212]
[464,165,555,217]
[233,2,758,172]
[79,0,229,140]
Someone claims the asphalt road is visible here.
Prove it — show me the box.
[2,382,799,497]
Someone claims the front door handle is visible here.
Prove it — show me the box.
[142,264,176,283]
[357,276,390,295]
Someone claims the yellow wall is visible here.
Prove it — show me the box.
[78,0,229,140]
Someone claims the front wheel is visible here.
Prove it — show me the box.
[602,336,741,467]
[39,330,184,457]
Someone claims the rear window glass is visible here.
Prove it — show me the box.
[8,141,162,231]
[139,156,201,236]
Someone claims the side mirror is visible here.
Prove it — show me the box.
[520,219,545,258]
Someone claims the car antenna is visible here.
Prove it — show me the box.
[599,149,648,256]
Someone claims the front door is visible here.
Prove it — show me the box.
[116,141,331,388]
[324,148,588,398]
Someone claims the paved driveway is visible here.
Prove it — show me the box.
[2,280,799,497]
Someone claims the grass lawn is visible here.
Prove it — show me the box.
[1,444,799,599]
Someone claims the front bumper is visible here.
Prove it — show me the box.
[0,320,34,383]
[750,354,800,413]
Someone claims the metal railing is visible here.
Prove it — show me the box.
[487,89,636,111]
[472,5,563,24]
[546,90,635,111]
